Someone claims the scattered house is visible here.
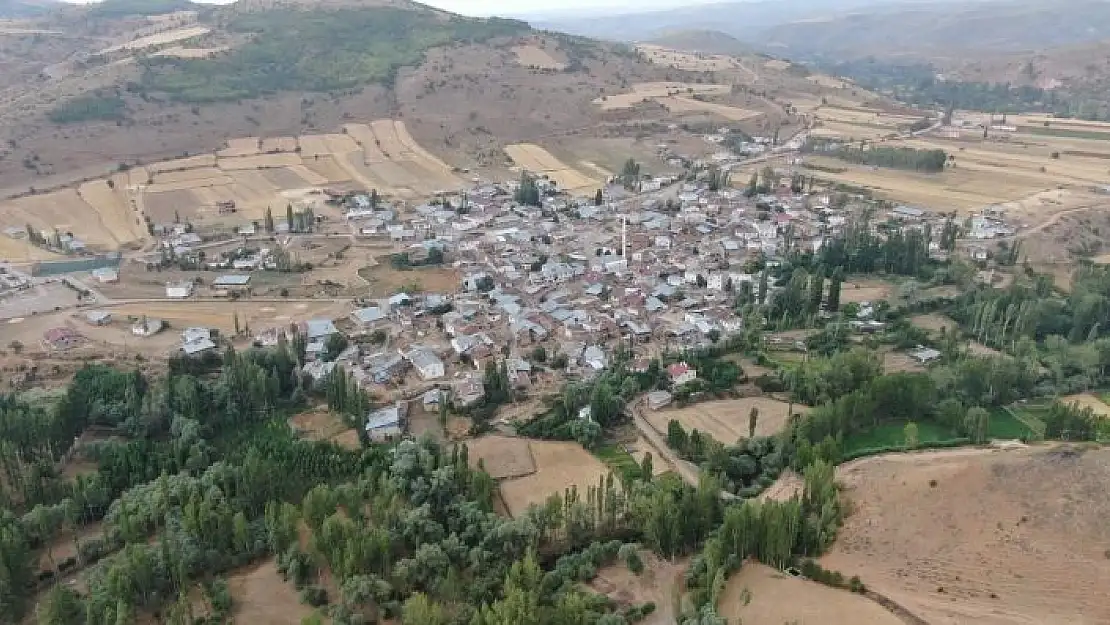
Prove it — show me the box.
[302,360,338,383]
[182,333,217,355]
[365,402,406,442]
[454,378,485,408]
[909,346,942,364]
[351,307,388,327]
[165,281,194,299]
[91,267,119,284]
[212,274,252,292]
[301,318,339,341]
[85,311,112,326]
[366,352,407,383]
[667,362,698,386]
[891,205,925,220]
[43,327,84,350]
[132,318,166,337]
[647,390,673,410]
[406,348,445,380]
[422,388,445,411]
[582,345,607,370]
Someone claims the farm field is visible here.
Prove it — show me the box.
[288,408,352,443]
[1060,393,1110,417]
[498,440,611,516]
[97,25,211,55]
[659,96,761,121]
[719,563,902,625]
[466,435,536,479]
[505,143,602,194]
[0,235,60,262]
[594,82,731,110]
[511,44,565,70]
[823,446,1110,625]
[838,279,894,304]
[0,188,141,249]
[590,551,688,625]
[910,313,959,333]
[636,44,740,72]
[358,262,461,297]
[228,559,314,625]
[152,45,228,58]
[841,410,1033,453]
[647,398,807,445]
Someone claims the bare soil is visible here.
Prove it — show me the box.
[1059,393,1110,417]
[228,558,315,625]
[590,551,688,625]
[720,562,903,625]
[288,408,348,441]
[822,445,1110,625]
[465,435,536,479]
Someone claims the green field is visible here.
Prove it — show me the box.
[594,444,644,482]
[843,420,953,453]
[987,407,1038,439]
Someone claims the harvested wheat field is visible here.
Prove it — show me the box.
[512,44,565,70]
[882,350,925,374]
[647,398,807,445]
[98,25,211,55]
[1060,393,1110,417]
[910,313,959,333]
[289,409,349,442]
[228,559,314,625]
[152,45,228,58]
[77,180,146,244]
[839,279,894,304]
[505,143,600,194]
[499,440,611,516]
[147,154,216,174]
[465,435,536,479]
[261,137,298,153]
[0,189,127,248]
[764,59,791,71]
[218,137,262,158]
[720,563,902,625]
[823,446,1110,625]
[594,82,731,110]
[590,551,688,625]
[637,44,738,72]
[217,153,304,171]
[659,96,762,121]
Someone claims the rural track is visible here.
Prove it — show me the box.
[630,399,736,499]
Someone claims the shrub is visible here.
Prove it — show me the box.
[300,585,328,607]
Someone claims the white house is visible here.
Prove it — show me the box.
[667,362,698,386]
[165,281,194,299]
[406,348,445,380]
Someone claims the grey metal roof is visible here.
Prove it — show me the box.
[352,307,386,324]
[213,274,251,286]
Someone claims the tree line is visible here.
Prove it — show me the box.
[805,140,948,173]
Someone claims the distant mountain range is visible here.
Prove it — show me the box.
[539,0,1110,60]
[0,0,61,18]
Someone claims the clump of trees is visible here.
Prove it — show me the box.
[48,94,127,124]
[514,171,541,207]
[805,139,947,173]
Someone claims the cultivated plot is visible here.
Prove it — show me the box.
[466,435,536,479]
[511,44,565,70]
[659,96,761,121]
[97,25,211,55]
[720,563,903,625]
[594,82,731,110]
[1060,393,1110,418]
[647,398,807,445]
[0,188,136,248]
[636,44,739,72]
[499,440,611,516]
[505,143,601,194]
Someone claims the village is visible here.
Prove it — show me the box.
[0,129,1023,444]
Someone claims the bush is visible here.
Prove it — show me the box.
[300,585,328,607]
[48,95,127,123]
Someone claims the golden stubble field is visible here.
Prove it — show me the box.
[647,397,807,445]
[720,563,903,625]
[473,438,612,517]
[804,114,1110,214]
[636,44,742,72]
[505,143,603,194]
[822,446,1110,625]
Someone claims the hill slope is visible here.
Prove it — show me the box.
[647,29,752,56]
[0,0,60,19]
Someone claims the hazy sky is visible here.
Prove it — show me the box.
[60,0,724,18]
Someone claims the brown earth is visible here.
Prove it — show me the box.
[228,559,316,625]
[498,440,610,516]
[590,551,688,625]
[822,445,1110,625]
[647,397,807,445]
[720,562,903,625]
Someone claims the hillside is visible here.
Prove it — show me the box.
[0,0,863,195]
[0,0,59,19]
[647,29,752,57]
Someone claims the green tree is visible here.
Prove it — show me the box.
[286,203,294,232]
[264,207,275,233]
[964,406,990,444]
[748,406,759,438]
[903,421,919,448]
[594,188,603,206]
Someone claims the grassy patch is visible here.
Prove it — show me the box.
[48,94,127,124]
[139,8,527,102]
[1020,125,1110,141]
[988,407,1037,439]
[594,444,643,482]
[842,420,952,453]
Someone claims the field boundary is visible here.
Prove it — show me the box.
[1003,405,1046,439]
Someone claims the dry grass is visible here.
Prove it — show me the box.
[658,96,762,121]
[882,351,924,374]
[590,551,688,625]
[466,435,536,479]
[505,143,601,193]
[218,137,262,158]
[647,398,807,445]
[228,559,315,625]
[511,44,565,70]
[151,45,228,59]
[360,262,460,297]
[0,235,61,262]
[764,59,792,71]
[823,446,1110,625]
[594,82,731,110]
[720,563,903,625]
[97,26,211,55]
[0,188,136,249]
[1060,393,1110,418]
[499,440,611,516]
[840,280,895,304]
[104,300,351,334]
[636,44,738,72]
[218,153,303,170]
[289,408,349,441]
[910,313,959,333]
